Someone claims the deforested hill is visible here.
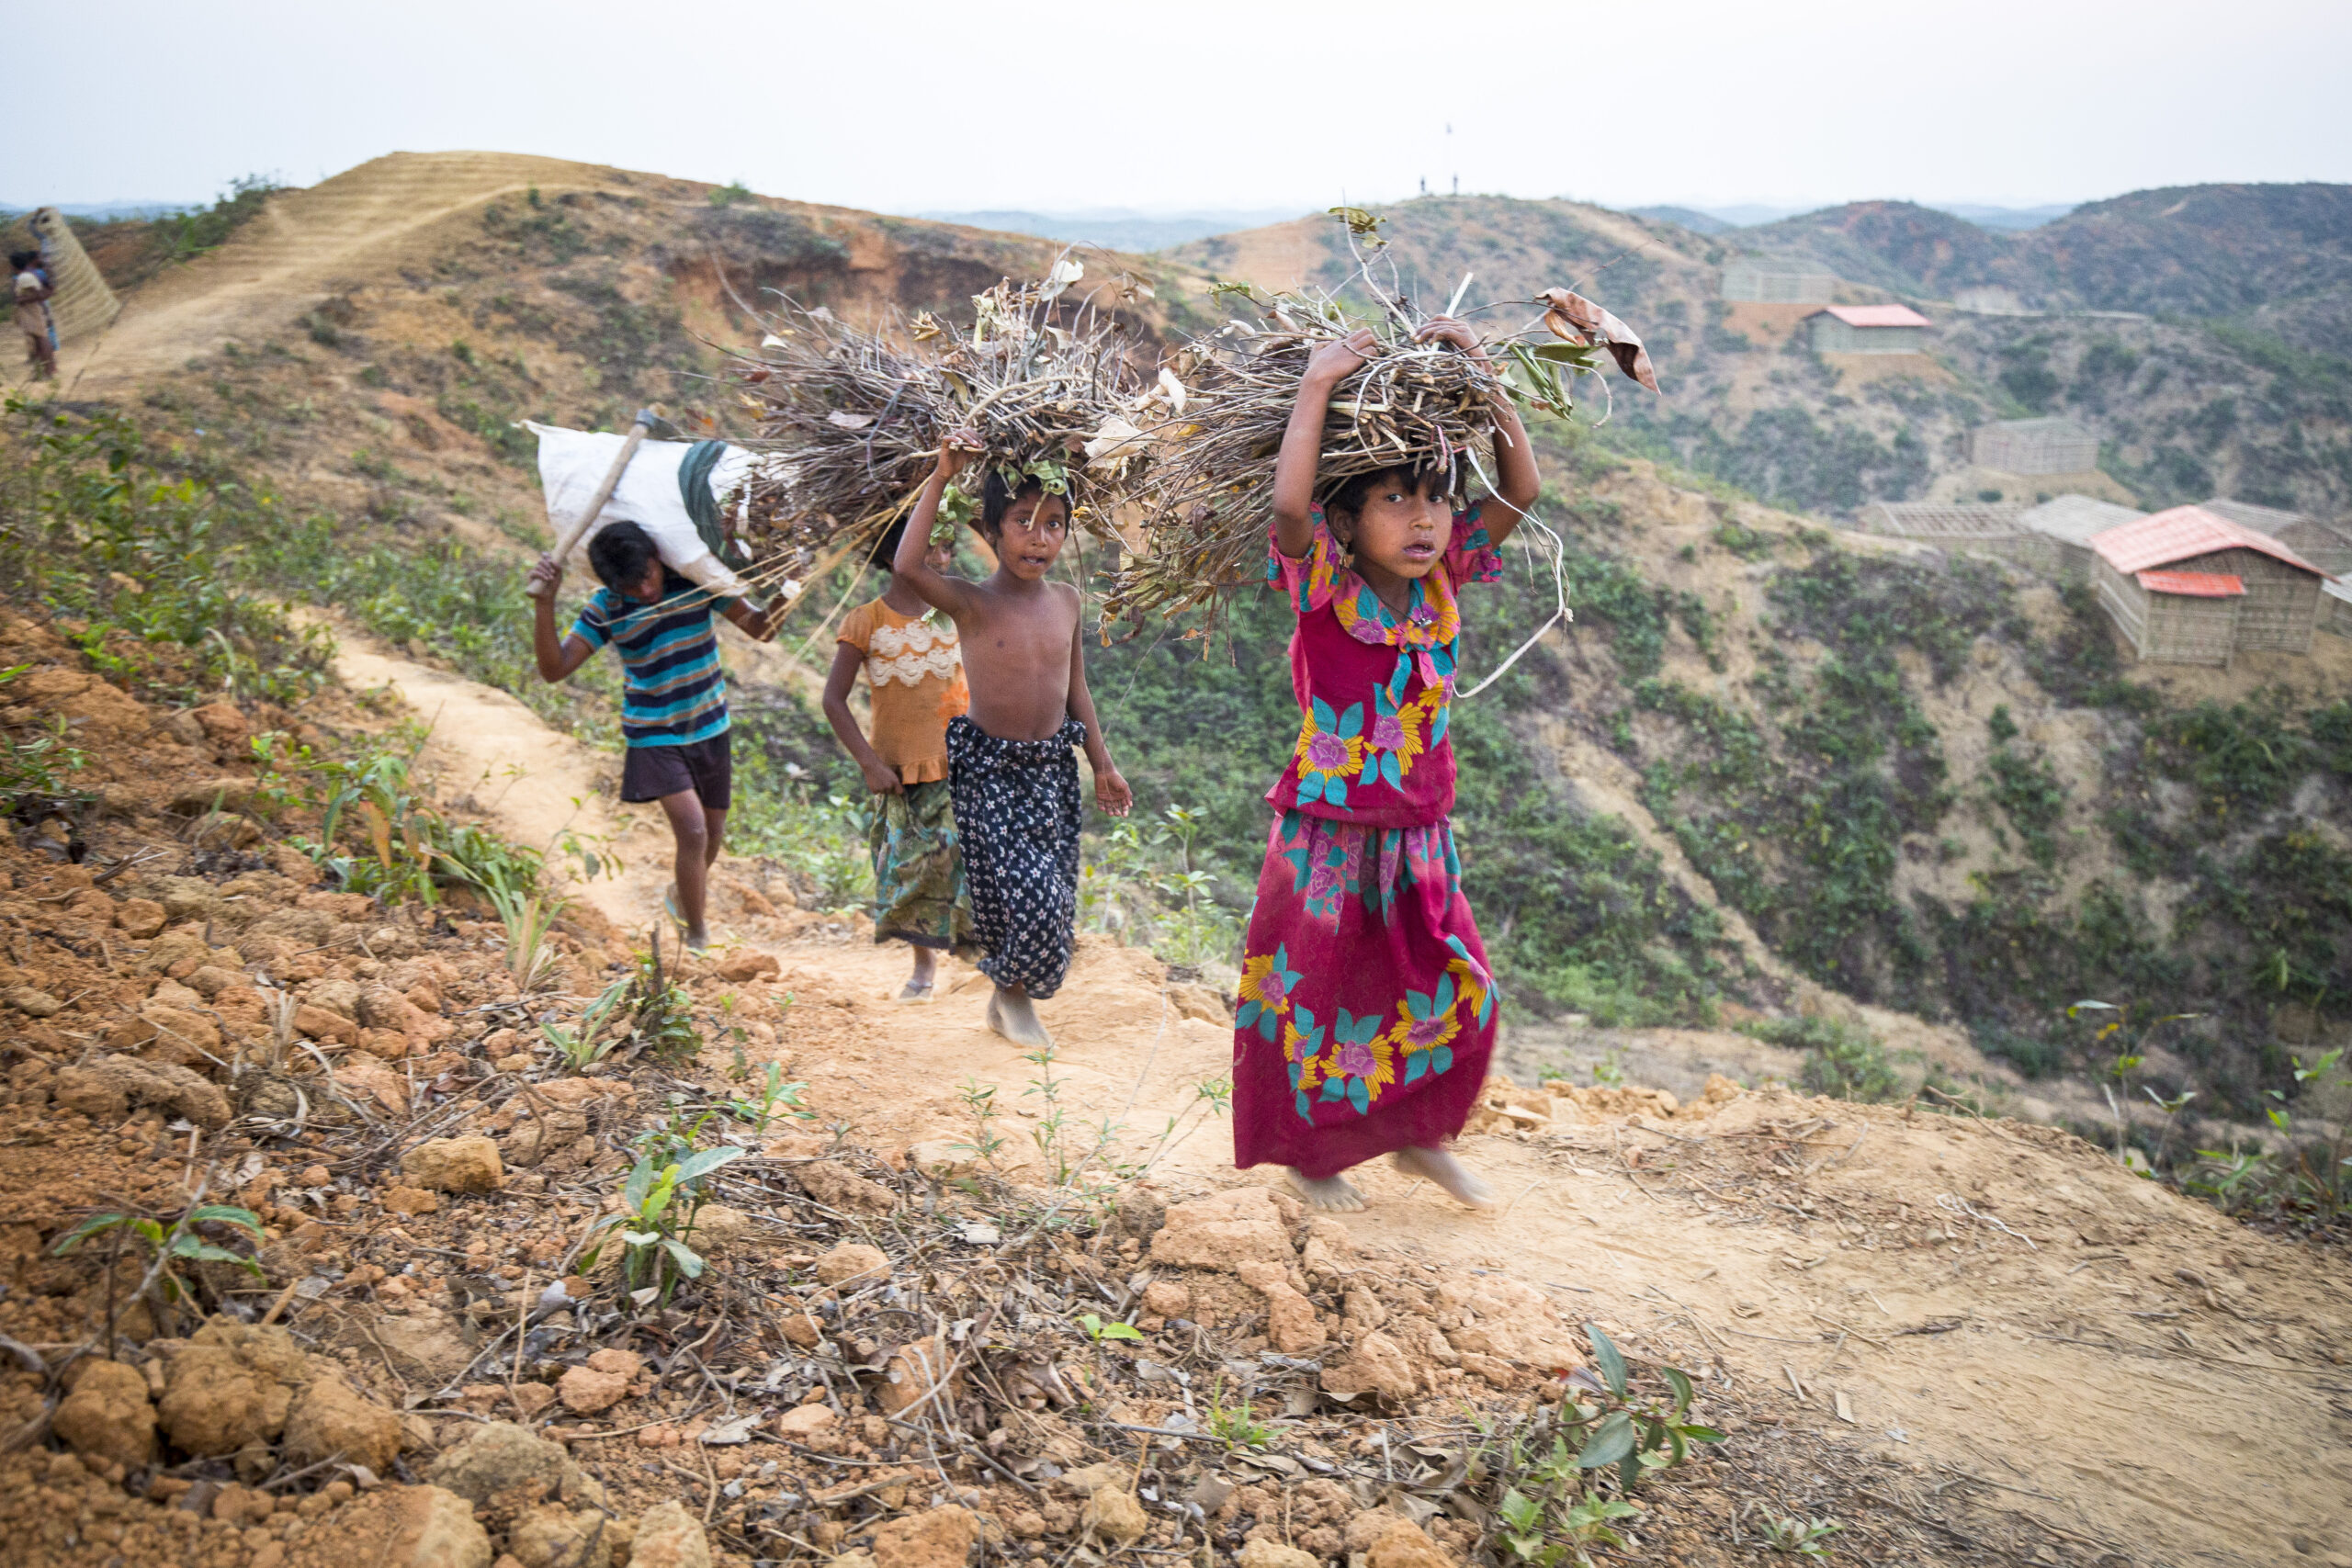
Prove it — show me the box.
[20,153,2350,1201]
[1175,186,2352,520]
[1172,194,2352,1176]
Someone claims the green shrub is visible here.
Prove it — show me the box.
[1741,1016,1900,1102]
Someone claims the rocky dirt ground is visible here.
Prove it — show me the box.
[6,597,2351,1568]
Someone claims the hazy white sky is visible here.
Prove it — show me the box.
[8,0,2348,215]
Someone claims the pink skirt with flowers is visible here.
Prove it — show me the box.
[1232,808,1497,1178]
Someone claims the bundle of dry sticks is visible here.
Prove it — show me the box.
[1100,260,1657,629]
[723,259,1160,580]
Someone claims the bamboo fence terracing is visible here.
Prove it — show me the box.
[1101,232,1658,632]
[719,261,1159,581]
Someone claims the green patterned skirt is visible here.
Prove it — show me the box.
[868,779,977,951]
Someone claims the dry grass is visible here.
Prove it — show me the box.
[1103,215,1657,631]
[722,260,1160,578]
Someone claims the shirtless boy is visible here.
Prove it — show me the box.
[893,434,1132,1046]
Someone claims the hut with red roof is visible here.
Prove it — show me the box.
[2089,504,2333,664]
[1804,303,1931,355]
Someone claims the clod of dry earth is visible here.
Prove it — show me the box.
[627,1500,713,1568]
[870,1506,979,1568]
[401,1135,505,1193]
[52,1360,157,1470]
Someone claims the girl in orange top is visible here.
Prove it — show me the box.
[822,520,978,998]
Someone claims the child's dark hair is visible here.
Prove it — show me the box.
[979,468,1069,539]
[586,520,662,591]
[1320,459,1461,525]
[7,252,36,271]
[868,516,904,570]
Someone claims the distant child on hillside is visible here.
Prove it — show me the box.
[893,434,1132,1046]
[1232,318,1540,1212]
[526,520,781,952]
[10,251,57,380]
[823,518,978,999]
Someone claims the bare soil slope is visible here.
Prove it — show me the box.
[329,616,2352,1568]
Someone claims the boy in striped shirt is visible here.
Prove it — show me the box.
[527,521,780,950]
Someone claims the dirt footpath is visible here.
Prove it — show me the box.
[334,630,2352,1568]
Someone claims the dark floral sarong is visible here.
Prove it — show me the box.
[944,715,1084,999]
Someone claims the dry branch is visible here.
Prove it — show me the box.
[720,259,1159,579]
[1102,214,1657,632]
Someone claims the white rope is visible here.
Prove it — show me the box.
[1452,438,1573,704]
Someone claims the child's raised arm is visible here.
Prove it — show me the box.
[1270,329,1376,560]
[894,434,985,619]
[1416,317,1540,547]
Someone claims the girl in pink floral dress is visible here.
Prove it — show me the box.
[1232,320,1542,1212]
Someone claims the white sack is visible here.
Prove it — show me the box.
[527,422,753,599]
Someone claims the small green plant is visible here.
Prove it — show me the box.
[1078,1313,1143,1343]
[725,1062,811,1134]
[1560,1324,1724,1485]
[541,976,630,1072]
[2195,1049,2352,1220]
[1204,1377,1278,1450]
[1022,1043,1080,1183]
[1477,1326,1717,1568]
[708,179,753,208]
[490,885,567,995]
[628,934,701,1064]
[1760,1513,1843,1558]
[582,1141,744,1306]
[2066,999,2200,1165]
[0,668,90,811]
[1590,1047,1627,1089]
[951,1077,1009,1165]
[52,1203,266,1346]
[1497,1486,1638,1568]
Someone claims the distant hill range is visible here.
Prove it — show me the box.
[0,199,188,220]
[1631,202,2077,234]
[917,208,1308,254]
[1171,183,2352,521]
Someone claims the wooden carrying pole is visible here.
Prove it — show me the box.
[541,406,661,574]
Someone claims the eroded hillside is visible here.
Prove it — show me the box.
[1172,190,2352,520]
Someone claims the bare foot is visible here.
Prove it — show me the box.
[1391,1145,1495,1208]
[987,985,1053,1047]
[1286,1169,1366,1212]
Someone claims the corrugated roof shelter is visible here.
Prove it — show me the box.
[1973,418,2099,476]
[2089,504,2332,663]
[1721,256,1838,303]
[2017,494,2146,583]
[2201,496,2352,577]
[1806,304,1932,355]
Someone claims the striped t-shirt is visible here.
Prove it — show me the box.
[570,570,736,748]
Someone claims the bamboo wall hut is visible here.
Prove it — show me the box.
[1805,304,1931,354]
[1860,501,2038,565]
[1972,418,2098,475]
[2200,497,2352,577]
[2324,579,2352,639]
[2016,494,2146,584]
[2089,505,2332,662]
[1720,257,1838,303]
